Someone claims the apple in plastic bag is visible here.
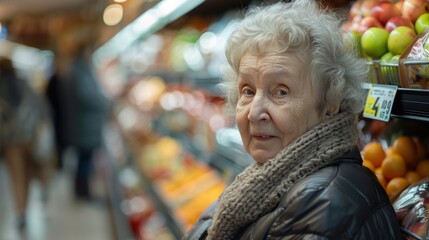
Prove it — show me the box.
[415,13,429,35]
[388,26,416,56]
[371,1,402,26]
[401,203,429,239]
[393,179,429,239]
[361,27,389,58]
[418,41,429,78]
[408,221,429,238]
[385,16,414,32]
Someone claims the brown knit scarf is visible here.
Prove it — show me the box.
[206,112,358,239]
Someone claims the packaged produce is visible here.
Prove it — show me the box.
[393,178,429,239]
[399,28,429,89]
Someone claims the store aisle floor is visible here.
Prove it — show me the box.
[0,151,114,240]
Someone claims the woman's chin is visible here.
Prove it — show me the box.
[251,152,276,165]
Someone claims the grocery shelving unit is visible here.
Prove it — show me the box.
[365,61,429,122]
[102,134,137,240]
[208,128,253,181]
[104,155,137,240]
[391,88,429,122]
[130,152,186,240]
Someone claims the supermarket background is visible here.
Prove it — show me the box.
[1,0,429,239]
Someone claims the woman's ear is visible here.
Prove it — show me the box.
[324,103,340,119]
[325,111,331,118]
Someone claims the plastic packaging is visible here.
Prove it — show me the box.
[398,28,429,89]
[393,178,429,240]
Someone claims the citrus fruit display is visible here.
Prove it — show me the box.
[363,141,386,168]
[361,135,429,200]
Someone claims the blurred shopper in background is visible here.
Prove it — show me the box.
[184,0,402,239]
[46,55,75,171]
[69,40,109,201]
[0,58,55,231]
[49,27,109,201]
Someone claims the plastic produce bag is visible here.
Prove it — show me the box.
[393,178,429,240]
[398,28,429,89]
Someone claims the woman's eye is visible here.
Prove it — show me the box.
[275,89,288,96]
[242,88,254,96]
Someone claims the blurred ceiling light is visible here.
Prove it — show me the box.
[94,0,204,65]
[199,31,217,54]
[183,45,204,71]
[118,107,138,130]
[157,0,188,18]
[103,4,124,26]
[209,114,226,131]
[114,0,127,2]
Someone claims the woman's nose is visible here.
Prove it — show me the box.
[248,94,270,122]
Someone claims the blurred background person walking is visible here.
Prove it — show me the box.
[45,55,75,171]
[0,57,55,232]
[56,28,109,201]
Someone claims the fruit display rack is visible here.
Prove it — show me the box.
[366,61,429,122]
[128,149,186,239]
[391,88,429,122]
[102,124,139,240]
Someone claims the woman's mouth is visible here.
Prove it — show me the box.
[253,135,274,140]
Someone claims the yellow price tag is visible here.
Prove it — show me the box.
[364,89,376,117]
[363,84,397,122]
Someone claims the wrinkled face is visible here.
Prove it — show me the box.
[236,53,323,164]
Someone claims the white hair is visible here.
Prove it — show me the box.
[221,0,368,117]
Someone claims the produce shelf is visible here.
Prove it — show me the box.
[134,160,186,240]
[208,127,253,181]
[363,84,429,122]
[102,128,137,240]
[104,152,136,240]
[391,88,429,122]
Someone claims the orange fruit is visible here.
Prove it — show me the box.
[381,153,407,180]
[373,168,387,188]
[362,160,375,171]
[405,171,421,184]
[385,177,409,199]
[385,147,395,157]
[416,160,429,178]
[363,142,386,168]
[374,167,383,176]
[392,136,417,168]
[376,174,387,188]
[414,138,427,161]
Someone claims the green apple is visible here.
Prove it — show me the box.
[390,55,400,64]
[380,52,394,63]
[388,26,416,55]
[361,27,389,58]
[379,52,400,84]
[380,52,393,84]
[418,65,429,78]
[415,13,429,35]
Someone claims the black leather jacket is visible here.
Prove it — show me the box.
[184,149,402,239]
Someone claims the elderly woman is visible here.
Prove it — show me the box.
[184,0,402,239]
